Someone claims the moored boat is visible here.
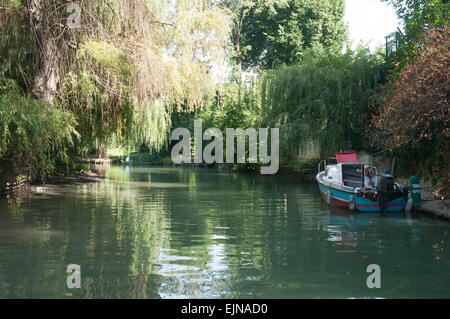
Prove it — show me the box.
[316,152,409,212]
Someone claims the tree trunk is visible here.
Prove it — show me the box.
[28,0,62,102]
[235,38,242,84]
[232,9,246,85]
[98,143,106,159]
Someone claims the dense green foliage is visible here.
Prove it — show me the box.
[0,1,31,97]
[0,83,78,186]
[193,48,384,168]
[56,0,230,155]
[261,49,384,162]
[0,0,230,186]
[240,0,347,68]
[1,0,230,148]
[220,0,347,69]
[198,82,262,130]
[219,0,347,83]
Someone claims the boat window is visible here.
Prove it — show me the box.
[342,164,363,188]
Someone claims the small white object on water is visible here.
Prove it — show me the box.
[36,186,46,193]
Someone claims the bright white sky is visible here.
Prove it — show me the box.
[345,0,402,51]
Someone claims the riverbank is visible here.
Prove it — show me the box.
[0,170,105,199]
[415,189,450,220]
[39,170,106,186]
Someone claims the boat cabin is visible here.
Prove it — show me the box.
[342,163,364,188]
[323,153,379,190]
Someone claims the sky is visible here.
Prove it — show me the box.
[345,0,402,51]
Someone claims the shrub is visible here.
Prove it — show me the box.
[0,90,79,187]
[373,27,449,197]
[129,152,162,164]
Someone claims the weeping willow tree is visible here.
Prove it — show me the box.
[1,0,230,158]
[55,0,230,156]
[261,48,384,164]
[0,1,79,185]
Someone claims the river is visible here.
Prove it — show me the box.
[0,166,449,298]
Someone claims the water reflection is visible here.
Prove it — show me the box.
[320,207,416,254]
[0,166,449,298]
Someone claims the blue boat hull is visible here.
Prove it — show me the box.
[317,175,406,212]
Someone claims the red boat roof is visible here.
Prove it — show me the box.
[336,152,359,163]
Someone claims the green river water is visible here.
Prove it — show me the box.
[0,166,449,298]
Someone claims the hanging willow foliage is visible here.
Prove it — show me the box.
[0,1,31,91]
[261,48,384,161]
[0,0,230,157]
[60,36,169,151]
[52,0,230,153]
